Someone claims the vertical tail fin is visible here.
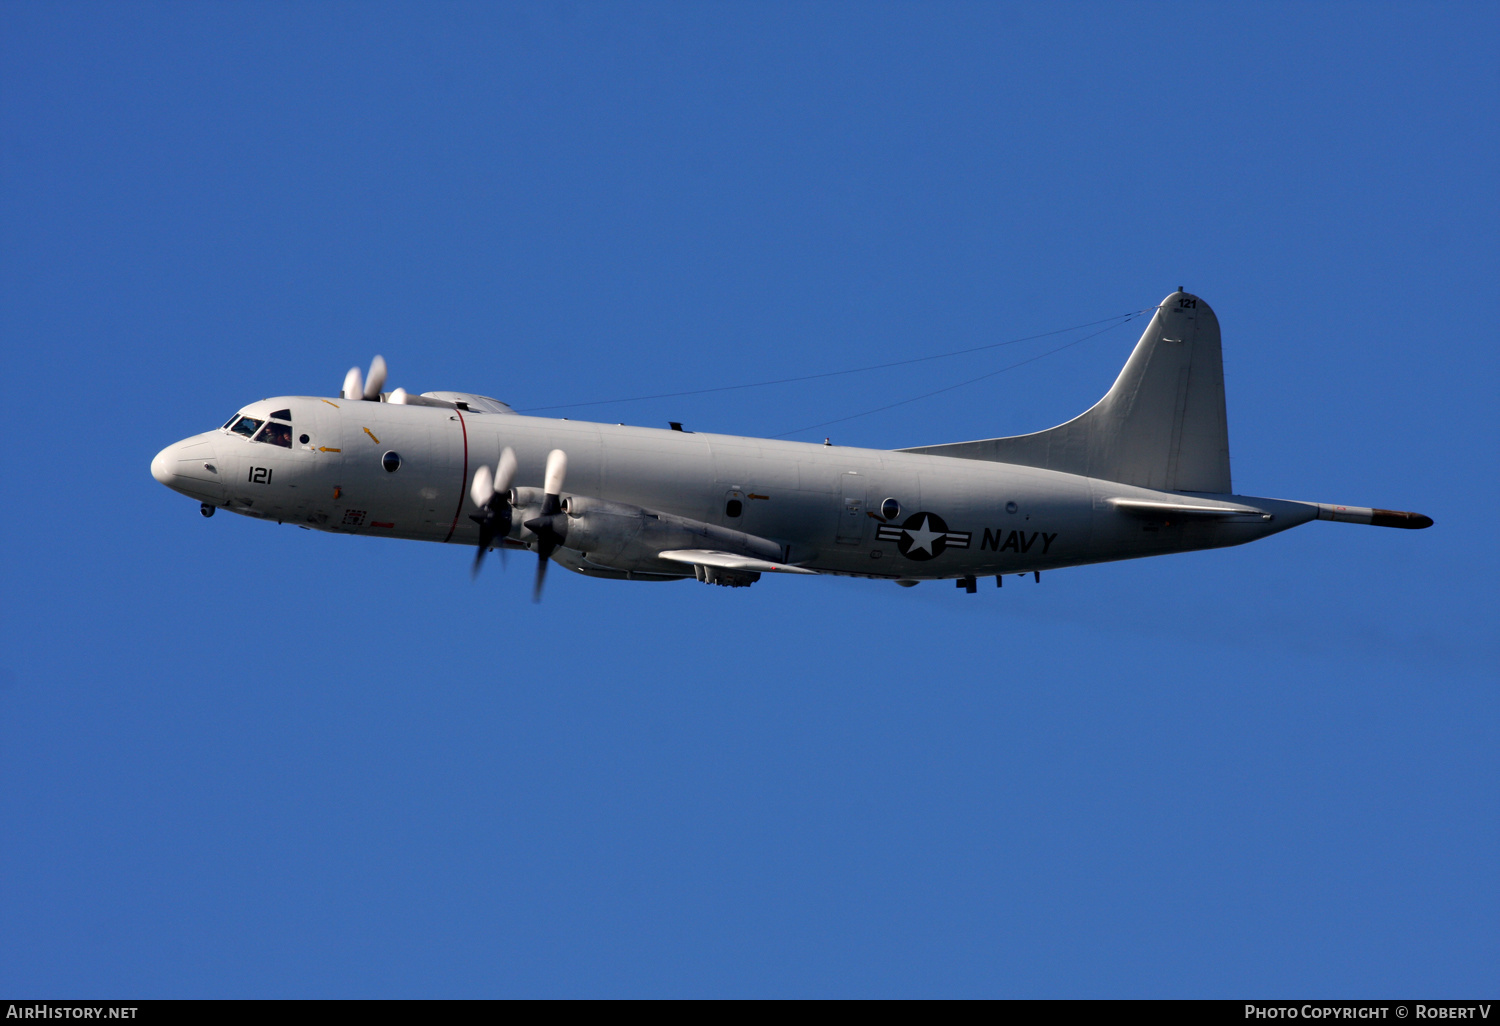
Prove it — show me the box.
[900,290,1232,493]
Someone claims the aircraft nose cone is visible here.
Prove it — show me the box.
[151,445,177,486]
[150,435,224,501]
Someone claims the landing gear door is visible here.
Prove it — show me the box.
[835,471,867,545]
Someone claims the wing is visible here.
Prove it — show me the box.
[656,549,819,575]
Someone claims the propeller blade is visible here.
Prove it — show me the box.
[470,506,510,577]
[541,449,567,515]
[523,509,567,603]
[469,505,506,579]
[495,447,518,494]
[532,547,551,602]
[342,367,363,401]
[389,387,409,404]
[364,356,387,400]
[470,465,494,509]
[524,452,569,598]
[467,450,519,580]
[544,449,567,495]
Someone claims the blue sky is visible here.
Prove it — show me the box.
[2,1,1495,997]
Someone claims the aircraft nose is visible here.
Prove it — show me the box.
[150,435,224,501]
[150,444,176,486]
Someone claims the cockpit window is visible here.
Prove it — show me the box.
[223,414,240,429]
[254,421,293,448]
[230,417,263,439]
[270,409,291,421]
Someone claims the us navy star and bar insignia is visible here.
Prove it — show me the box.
[876,512,972,561]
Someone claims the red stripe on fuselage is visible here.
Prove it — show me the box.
[443,408,469,543]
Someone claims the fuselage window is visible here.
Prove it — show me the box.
[230,417,263,439]
[725,499,743,518]
[255,421,293,448]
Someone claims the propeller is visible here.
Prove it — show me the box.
[523,449,568,602]
[341,356,388,401]
[468,447,518,578]
[363,355,387,399]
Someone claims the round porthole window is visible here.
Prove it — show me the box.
[881,497,901,520]
[299,434,310,444]
[1005,501,1019,514]
[382,451,402,473]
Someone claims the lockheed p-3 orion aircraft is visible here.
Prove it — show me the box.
[151,291,1431,599]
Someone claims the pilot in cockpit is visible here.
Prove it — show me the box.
[258,421,292,448]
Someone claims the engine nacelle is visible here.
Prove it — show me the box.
[510,490,783,574]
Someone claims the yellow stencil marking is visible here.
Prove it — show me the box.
[748,493,770,501]
[364,427,380,444]
[318,447,341,453]
[321,399,340,408]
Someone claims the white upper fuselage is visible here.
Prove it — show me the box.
[150,392,1312,581]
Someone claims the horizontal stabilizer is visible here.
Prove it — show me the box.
[657,550,819,574]
[1108,498,1271,520]
[1314,504,1433,529]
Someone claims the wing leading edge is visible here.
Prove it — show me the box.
[656,550,819,575]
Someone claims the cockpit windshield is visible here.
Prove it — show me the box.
[229,416,263,439]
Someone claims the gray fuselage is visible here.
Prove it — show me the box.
[152,394,1312,582]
